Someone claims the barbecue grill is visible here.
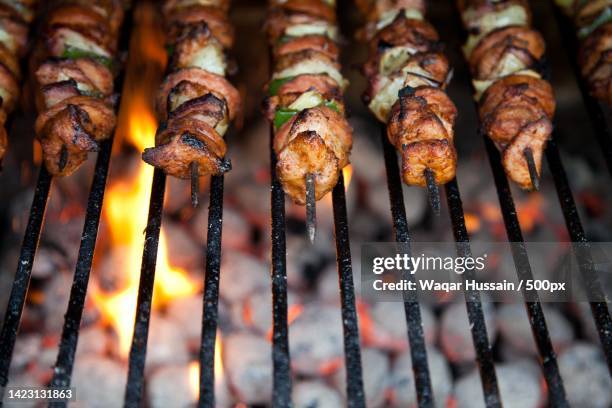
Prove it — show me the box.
[0,0,610,407]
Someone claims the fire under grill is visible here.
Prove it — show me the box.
[0,0,611,407]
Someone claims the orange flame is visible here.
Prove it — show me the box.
[92,2,197,358]
[189,334,224,399]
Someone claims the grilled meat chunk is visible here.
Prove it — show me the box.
[274,106,352,204]
[579,22,612,105]
[387,87,457,186]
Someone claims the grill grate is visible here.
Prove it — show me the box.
[0,1,610,407]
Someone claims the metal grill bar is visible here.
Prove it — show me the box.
[444,179,502,407]
[331,173,365,408]
[545,139,612,371]
[269,131,292,406]
[198,174,225,408]
[380,130,433,406]
[0,167,52,400]
[48,137,114,403]
[124,169,167,407]
[483,135,569,406]
[550,4,612,178]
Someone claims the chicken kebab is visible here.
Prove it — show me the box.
[142,0,241,207]
[264,0,353,242]
[32,0,126,177]
[356,0,458,214]
[0,0,38,167]
[458,0,556,190]
[556,0,611,105]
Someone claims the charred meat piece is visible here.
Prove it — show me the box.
[157,67,240,121]
[35,58,114,104]
[0,61,20,113]
[274,106,352,204]
[274,34,339,60]
[45,4,114,50]
[356,0,425,18]
[479,74,555,120]
[171,22,227,75]
[458,0,531,35]
[163,0,230,14]
[35,97,116,176]
[167,5,234,48]
[271,0,336,23]
[142,117,230,179]
[387,87,457,186]
[468,25,545,80]
[579,22,612,105]
[478,75,555,190]
[265,6,336,44]
[364,51,452,121]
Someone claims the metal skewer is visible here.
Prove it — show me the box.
[424,167,440,216]
[305,173,316,243]
[59,144,68,172]
[191,161,199,208]
[523,147,540,191]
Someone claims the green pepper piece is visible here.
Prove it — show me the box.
[62,46,113,69]
[273,108,298,129]
[323,100,340,112]
[268,76,295,96]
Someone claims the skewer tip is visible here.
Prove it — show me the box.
[523,147,540,191]
[59,144,68,171]
[190,161,199,208]
[305,173,316,243]
[424,168,441,216]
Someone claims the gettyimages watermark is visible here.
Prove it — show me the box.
[359,242,611,303]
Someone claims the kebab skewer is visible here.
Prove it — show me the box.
[556,0,612,105]
[458,0,556,190]
[356,0,458,214]
[263,0,353,241]
[141,0,241,207]
[31,0,126,177]
[0,0,38,166]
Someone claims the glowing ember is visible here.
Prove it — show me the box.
[92,2,198,358]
